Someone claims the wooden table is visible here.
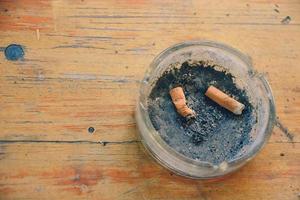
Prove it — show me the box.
[0,0,299,199]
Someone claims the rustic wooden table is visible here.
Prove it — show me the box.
[0,0,299,199]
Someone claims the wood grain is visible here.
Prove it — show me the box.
[0,142,299,200]
[0,0,299,199]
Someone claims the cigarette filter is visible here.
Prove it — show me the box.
[205,86,245,115]
[169,87,195,118]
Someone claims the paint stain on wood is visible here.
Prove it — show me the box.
[0,187,15,195]
[41,166,103,195]
[88,127,95,134]
[4,44,24,61]
[0,15,52,31]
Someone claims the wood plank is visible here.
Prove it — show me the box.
[0,142,299,200]
[0,27,299,142]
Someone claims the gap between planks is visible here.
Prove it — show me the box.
[0,139,141,145]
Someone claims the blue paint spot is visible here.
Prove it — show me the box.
[88,127,95,134]
[4,44,24,61]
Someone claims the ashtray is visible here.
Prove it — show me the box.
[136,40,276,179]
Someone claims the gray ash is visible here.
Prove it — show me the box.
[147,61,256,165]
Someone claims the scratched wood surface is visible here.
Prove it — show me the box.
[0,0,299,199]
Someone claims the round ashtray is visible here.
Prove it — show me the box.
[136,40,276,179]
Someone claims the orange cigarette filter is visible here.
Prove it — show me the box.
[169,87,195,118]
[205,86,245,115]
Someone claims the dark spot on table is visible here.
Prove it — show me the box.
[193,12,197,15]
[280,153,285,157]
[274,9,279,13]
[88,127,95,134]
[4,8,8,12]
[152,42,156,46]
[281,16,291,25]
[286,98,289,102]
[125,66,129,69]
[115,50,118,54]
[275,4,279,8]
[101,141,108,146]
[4,44,24,61]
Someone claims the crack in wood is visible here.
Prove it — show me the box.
[0,140,141,145]
[99,140,140,146]
[275,119,295,142]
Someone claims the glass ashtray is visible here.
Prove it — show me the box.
[135,40,276,179]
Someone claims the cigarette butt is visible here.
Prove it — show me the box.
[205,86,245,115]
[170,87,195,118]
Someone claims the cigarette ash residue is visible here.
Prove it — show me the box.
[147,61,257,165]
